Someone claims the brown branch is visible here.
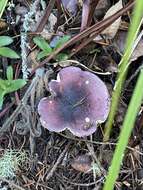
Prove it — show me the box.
[29,0,56,48]
[30,0,135,76]
[35,0,56,33]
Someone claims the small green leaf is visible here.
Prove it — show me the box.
[0,78,26,109]
[33,37,52,53]
[7,66,13,81]
[0,36,13,47]
[0,47,20,59]
[5,79,26,94]
[54,35,71,50]
[37,51,50,60]
[55,53,69,61]
[0,79,8,90]
[0,79,26,94]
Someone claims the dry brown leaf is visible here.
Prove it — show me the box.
[0,19,7,30]
[41,13,57,40]
[114,30,143,61]
[71,154,92,172]
[94,0,110,19]
[61,0,78,15]
[96,0,110,10]
[101,0,122,39]
[132,38,143,61]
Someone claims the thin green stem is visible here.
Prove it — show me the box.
[104,0,143,141]
[103,69,143,190]
[0,0,8,19]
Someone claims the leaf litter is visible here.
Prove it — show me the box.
[0,0,143,189]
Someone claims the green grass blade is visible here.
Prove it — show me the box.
[0,0,8,19]
[104,0,143,141]
[103,69,143,190]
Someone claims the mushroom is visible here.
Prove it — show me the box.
[38,66,110,137]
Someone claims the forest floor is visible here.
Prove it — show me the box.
[0,0,143,189]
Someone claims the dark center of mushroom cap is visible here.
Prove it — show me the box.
[56,82,91,124]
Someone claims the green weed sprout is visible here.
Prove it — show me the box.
[0,36,20,59]
[33,35,70,61]
[0,149,26,179]
[0,66,26,109]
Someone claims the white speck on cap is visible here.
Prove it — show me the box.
[85,80,89,84]
[85,117,90,123]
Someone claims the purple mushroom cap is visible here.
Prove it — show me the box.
[38,66,110,137]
